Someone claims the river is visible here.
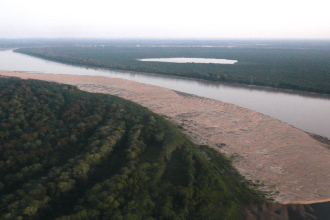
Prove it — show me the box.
[1,50,330,139]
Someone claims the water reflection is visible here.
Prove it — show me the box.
[1,50,330,139]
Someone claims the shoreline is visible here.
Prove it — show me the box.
[308,133,330,148]
[282,198,330,205]
[174,89,330,149]
[1,70,330,204]
[12,50,330,99]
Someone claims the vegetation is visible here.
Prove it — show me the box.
[0,77,264,220]
[15,40,330,94]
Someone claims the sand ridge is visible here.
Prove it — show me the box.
[1,71,330,203]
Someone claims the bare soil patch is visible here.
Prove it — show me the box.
[1,71,330,204]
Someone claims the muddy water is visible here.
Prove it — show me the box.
[1,50,330,138]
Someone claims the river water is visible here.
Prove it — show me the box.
[1,50,330,139]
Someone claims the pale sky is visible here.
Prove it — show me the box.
[0,0,329,39]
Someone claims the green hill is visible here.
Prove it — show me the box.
[0,77,263,220]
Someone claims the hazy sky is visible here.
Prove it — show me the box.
[1,0,329,39]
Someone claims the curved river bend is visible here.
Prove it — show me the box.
[1,50,330,139]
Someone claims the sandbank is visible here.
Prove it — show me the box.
[1,70,330,204]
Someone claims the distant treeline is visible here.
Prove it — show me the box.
[15,43,330,94]
[0,77,266,220]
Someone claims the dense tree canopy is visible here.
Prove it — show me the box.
[15,42,330,94]
[0,77,264,220]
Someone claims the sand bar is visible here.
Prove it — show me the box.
[1,70,330,203]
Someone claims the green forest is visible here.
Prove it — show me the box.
[15,42,330,94]
[0,77,266,220]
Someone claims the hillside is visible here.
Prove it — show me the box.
[0,77,266,220]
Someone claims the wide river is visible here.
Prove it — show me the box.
[1,50,330,139]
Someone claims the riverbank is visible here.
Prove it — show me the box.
[1,70,330,204]
[15,44,330,95]
[13,49,330,99]
[3,49,330,140]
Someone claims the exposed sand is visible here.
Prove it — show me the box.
[1,70,330,203]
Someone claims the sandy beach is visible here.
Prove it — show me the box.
[1,70,330,204]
